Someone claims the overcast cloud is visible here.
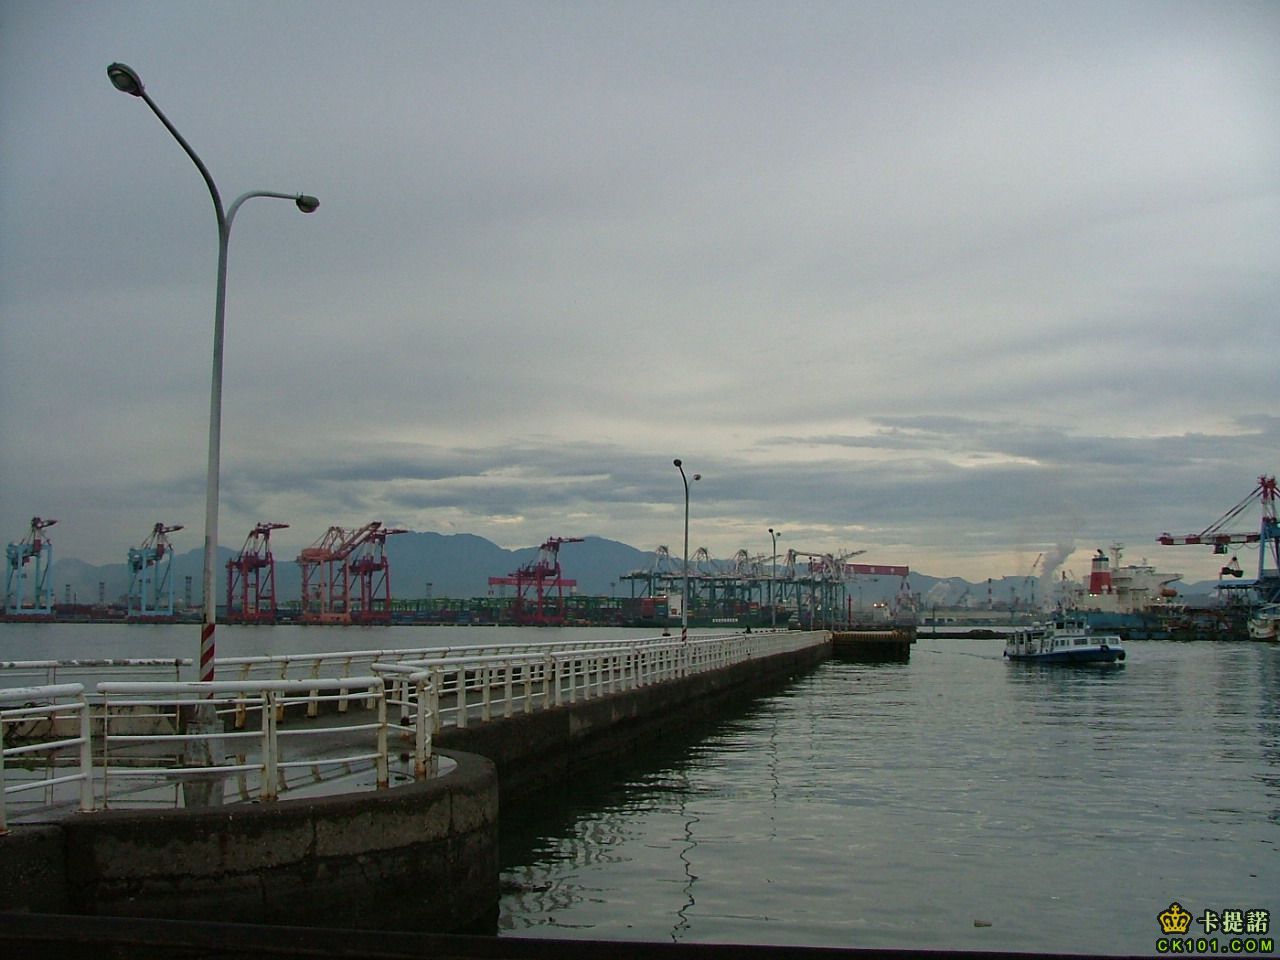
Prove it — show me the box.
[1,0,1276,585]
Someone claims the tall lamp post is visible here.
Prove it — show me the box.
[673,459,700,643]
[768,527,780,628]
[108,63,317,687]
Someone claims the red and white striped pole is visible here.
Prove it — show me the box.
[200,620,217,684]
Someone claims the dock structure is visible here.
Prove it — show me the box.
[830,625,915,661]
[618,546,912,629]
[1,628,831,934]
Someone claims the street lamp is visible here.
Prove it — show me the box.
[673,459,700,643]
[769,527,780,628]
[108,62,317,686]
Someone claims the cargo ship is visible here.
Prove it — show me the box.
[1055,545,1186,640]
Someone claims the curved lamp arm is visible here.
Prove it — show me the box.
[108,61,318,691]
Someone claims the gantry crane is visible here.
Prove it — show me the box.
[787,549,911,628]
[488,536,583,625]
[128,522,184,619]
[1159,475,1279,604]
[348,525,406,624]
[295,522,405,624]
[225,522,288,623]
[618,545,682,598]
[786,549,863,629]
[4,517,57,617]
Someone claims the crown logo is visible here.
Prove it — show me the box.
[1159,902,1192,935]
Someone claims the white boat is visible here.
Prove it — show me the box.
[1004,618,1126,664]
[1248,604,1280,642]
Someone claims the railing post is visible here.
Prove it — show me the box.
[395,676,410,724]
[456,666,468,729]
[374,682,388,790]
[261,690,278,801]
[77,691,93,812]
[429,666,442,735]
[99,688,112,807]
[0,713,8,835]
[415,674,432,780]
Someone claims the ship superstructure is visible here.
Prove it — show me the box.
[1054,544,1183,639]
[1059,545,1182,615]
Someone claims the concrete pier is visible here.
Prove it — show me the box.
[438,630,830,803]
[3,749,499,932]
[1,632,830,934]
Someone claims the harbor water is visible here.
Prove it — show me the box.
[494,636,1278,955]
[3,624,1277,955]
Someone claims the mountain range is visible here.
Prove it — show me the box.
[33,531,1219,609]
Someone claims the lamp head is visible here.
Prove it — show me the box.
[673,458,682,468]
[107,62,144,97]
[295,194,320,213]
[693,474,701,482]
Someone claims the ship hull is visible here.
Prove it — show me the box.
[1005,646,1125,664]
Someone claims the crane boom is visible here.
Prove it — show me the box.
[1158,476,1276,551]
[1156,532,1259,547]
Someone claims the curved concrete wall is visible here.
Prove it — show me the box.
[3,749,498,933]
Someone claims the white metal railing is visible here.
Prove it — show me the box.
[217,634,683,686]
[1,683,93,833]
[0,629,827,824]
[94,678,393,807]
[0,677,414,825]
[373,629,825,734]
[0,658,191,688]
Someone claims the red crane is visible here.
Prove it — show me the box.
[348,525,406,624]
[225,522,288,623]
[488,536,584,625]
[297,522,386,624]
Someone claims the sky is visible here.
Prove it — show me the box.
[1,1,1276,588]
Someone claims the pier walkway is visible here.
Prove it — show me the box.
[2,628,826,823]
[2,628,830,933]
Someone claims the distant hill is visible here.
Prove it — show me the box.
[36,531,1226,609]
[43,533,656,607]
[375,533,655,600]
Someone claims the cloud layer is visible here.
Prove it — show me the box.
[2,1,1276,584]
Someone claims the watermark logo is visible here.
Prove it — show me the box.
[1156,902,1273,954]
[1161,903,1194,935]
